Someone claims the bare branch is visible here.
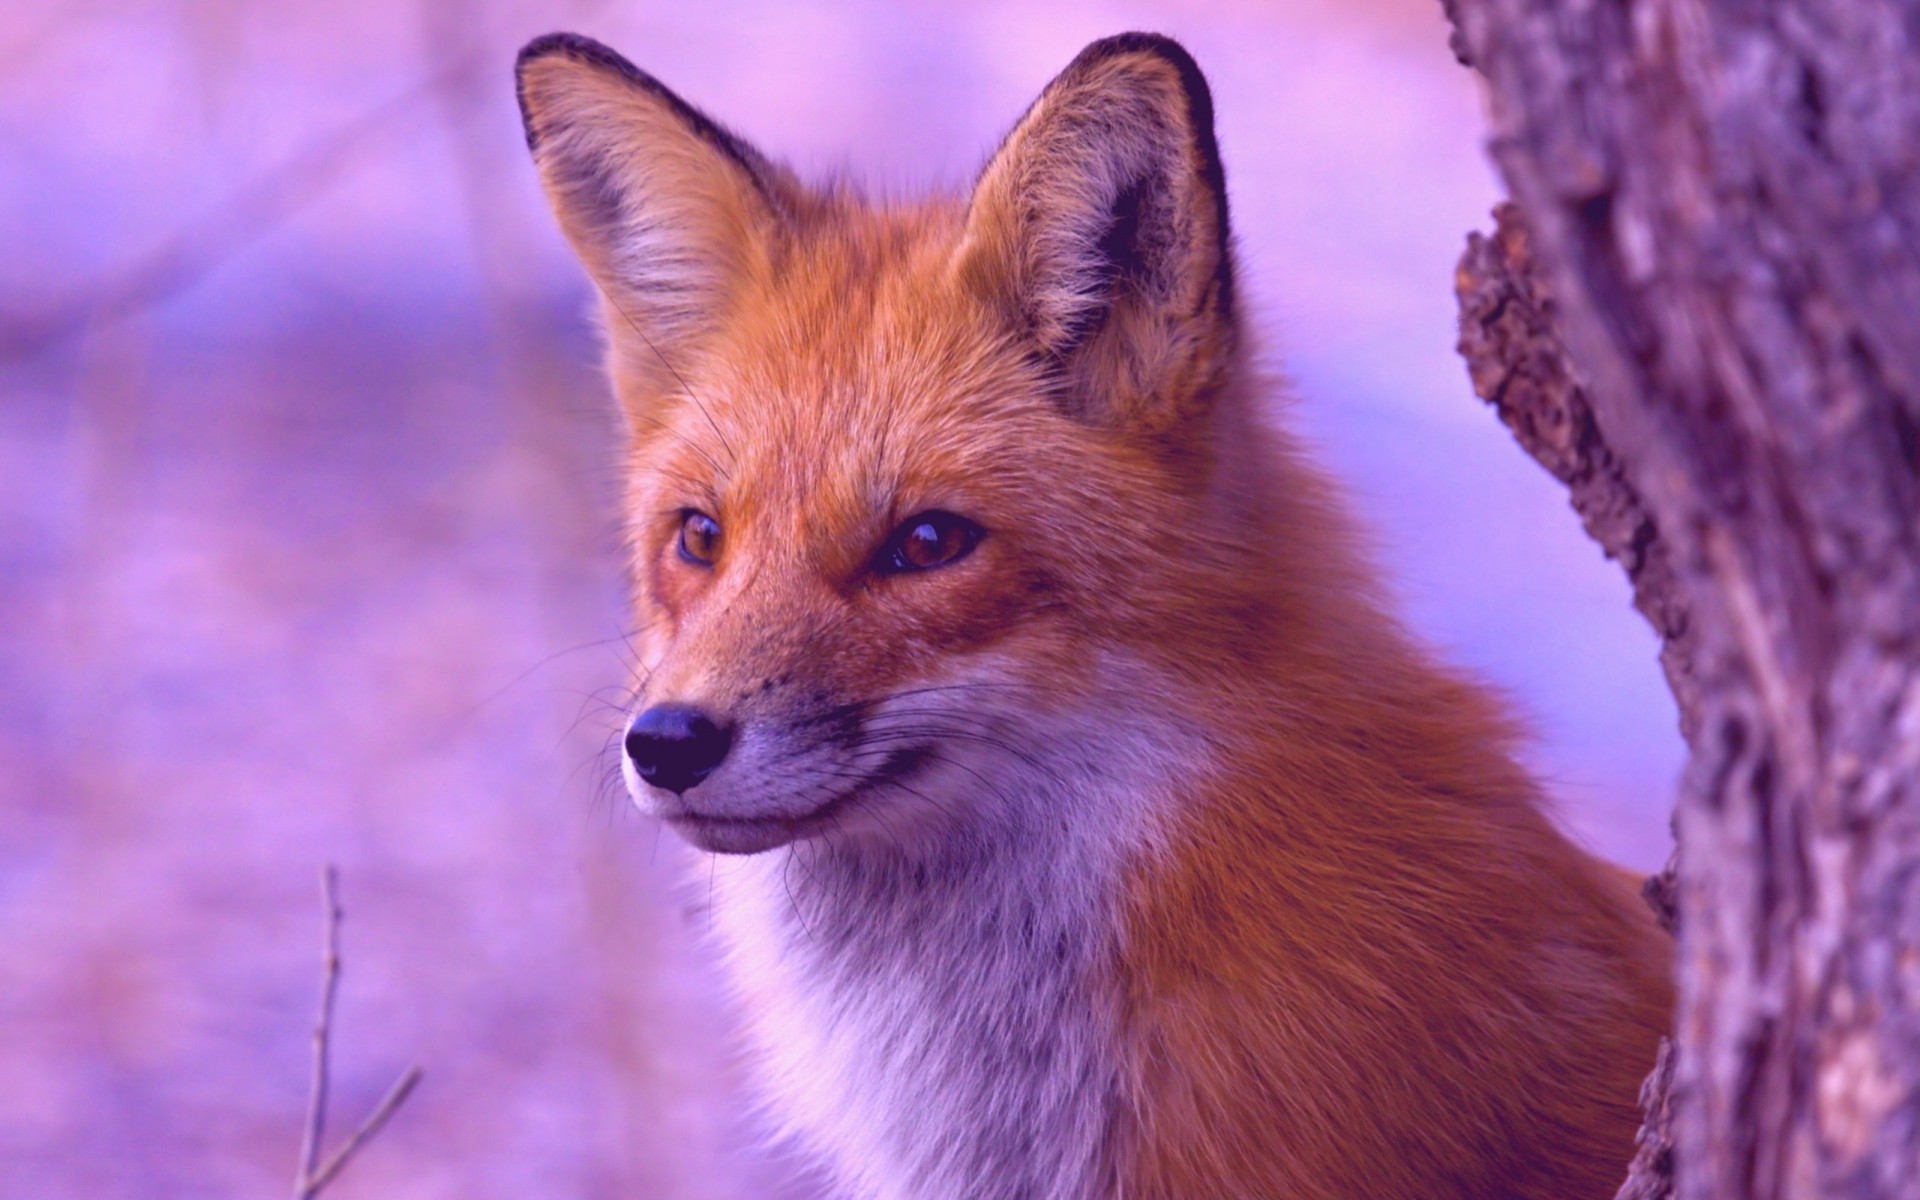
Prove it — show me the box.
[292,865,424,1199]
[303,1064,426,1196]
[295,864,343,1197]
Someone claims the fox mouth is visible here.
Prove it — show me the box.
[660,744,931,854]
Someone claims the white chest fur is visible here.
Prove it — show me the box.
[706,750,1175,1200]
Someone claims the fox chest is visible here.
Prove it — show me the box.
[711,854,1123,1200]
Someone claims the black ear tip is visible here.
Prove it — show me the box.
[514,32,654,151]
[517,32,598,150]
[517,30,583,70]
[1076,32,1204,74]
[516,31,639,80]
[510,33,791,216]
[1066,32,1217,140]
[1074,33,1208,91]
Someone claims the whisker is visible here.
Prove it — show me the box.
[627,409,730,486]
[781,848,819,946]
[463,628,646,718]
[794,681,1041,725]
[708,854,719,936]
[855,727,1056,776]
[559,685,639,745]
[867,773,969,840]
[600,290,737,472]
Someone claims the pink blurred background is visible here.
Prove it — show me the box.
[0,1,1680,1197]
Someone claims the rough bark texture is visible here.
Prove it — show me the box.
[1446,3,1920,1199]
[1457,195,1685,1200]
[1624,1034,1682,1200]
[1456,203,1699,750]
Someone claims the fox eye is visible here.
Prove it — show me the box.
[880,511,982,574]
[678,510,721,567]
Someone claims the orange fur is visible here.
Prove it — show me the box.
[1117,621,1670,1196]
[518,30,1671,1199]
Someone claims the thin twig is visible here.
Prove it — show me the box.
[293,864,424,1199]
[303,1064,426,1195]
[296,864,343,1196]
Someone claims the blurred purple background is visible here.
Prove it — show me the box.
[0,1,1680,1197]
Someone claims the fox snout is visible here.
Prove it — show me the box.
[619,667,1037,856]
[623,703,735,794]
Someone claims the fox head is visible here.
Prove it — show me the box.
[518,32,1295,855]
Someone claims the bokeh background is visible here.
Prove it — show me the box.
[0,1,1682,1197]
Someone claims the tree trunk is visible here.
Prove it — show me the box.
[1443,3,1920,1198]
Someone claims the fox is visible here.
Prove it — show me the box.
[514,29,1671,1200]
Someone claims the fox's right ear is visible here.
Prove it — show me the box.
[515,34,791,386]
[955,34,1235,441]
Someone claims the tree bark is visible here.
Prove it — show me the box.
[1457,192,1687,1200]
[1444,3,1920,1199]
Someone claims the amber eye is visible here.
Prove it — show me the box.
[677,510,721,567]
[880,511,982,574]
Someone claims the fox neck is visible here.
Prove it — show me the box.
[708,694,1186,1200]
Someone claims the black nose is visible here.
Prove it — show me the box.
[624,704,734,794]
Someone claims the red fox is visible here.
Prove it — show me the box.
[516,30,1671,1199]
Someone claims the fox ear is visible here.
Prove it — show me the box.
[957,34,1235,436]
[515,34,790,386]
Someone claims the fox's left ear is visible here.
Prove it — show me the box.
[515,34,793,397]
[957,33,1235,437]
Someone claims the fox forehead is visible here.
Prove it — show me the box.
[620,200,1081,537]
